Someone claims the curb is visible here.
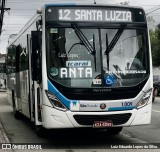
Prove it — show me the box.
[0,120,10,143]
[0,116,12,152]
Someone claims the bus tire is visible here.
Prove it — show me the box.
[35,125,45,137]
[152,97,155,102]
[107,127,123,134]
[14,109,21,119]
[153,87,158,102]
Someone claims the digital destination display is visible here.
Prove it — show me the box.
[58,9,132,22]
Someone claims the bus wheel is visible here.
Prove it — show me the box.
[35,125,45,137]
[152,97,155,102]
[153,88,158,102]
[107,127,123,134]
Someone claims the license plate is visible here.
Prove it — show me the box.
[93,121,113,128]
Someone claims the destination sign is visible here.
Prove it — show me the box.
[58,9,132,22]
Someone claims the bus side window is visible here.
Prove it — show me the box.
[6,45,16,74]
[49,28,66,67]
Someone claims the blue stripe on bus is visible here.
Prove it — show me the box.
[47,80,77,109]
[108,106,135,111]
[48,80,136,111]
[48,80,59,94]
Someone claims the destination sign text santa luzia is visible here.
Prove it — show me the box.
[58,9,132,22]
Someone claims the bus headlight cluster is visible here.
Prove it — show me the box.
[45,90,67,111]
[136,89,152,109]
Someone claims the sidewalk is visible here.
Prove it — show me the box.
[0,119,10,142]
[0,119,12,152]
[0,91,12,152]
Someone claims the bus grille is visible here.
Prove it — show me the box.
[73,113,132,126]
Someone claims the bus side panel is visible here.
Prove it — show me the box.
[12,18,40,119]
[20,70,29,117]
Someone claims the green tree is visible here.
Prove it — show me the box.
[150,24,160,66]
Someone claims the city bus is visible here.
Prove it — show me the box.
[6,4,153,136]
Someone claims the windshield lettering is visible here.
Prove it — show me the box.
[58,53,79,58]
[105,70,146,74]
[66,60,91,67]
[60,67,92,78]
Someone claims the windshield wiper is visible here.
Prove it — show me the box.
[70,24,97,71]
[104,24,126,54]
[72,24,95,55]
[68,42,83,54]
[104,24,126,72]
[93,34,96,71]
[105,33,109,70]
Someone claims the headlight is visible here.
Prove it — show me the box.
[45,90,67,111]
[136,89,152,109]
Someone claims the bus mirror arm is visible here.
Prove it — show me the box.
[36,19,42,31]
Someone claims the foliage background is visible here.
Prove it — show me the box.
[149,23,160,67]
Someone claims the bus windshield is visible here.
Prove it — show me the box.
[46,26,149,88]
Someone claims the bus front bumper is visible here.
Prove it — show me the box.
[41,103,152,129]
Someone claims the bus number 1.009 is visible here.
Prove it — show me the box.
[122,102,132,107]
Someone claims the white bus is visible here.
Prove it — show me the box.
[6,4,153,136]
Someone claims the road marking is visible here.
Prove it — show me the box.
[152,110,160,113]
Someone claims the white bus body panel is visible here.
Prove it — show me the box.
[41,77,153,129]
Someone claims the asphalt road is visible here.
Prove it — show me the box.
[0,91,160,152]
[123,98,160,143]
